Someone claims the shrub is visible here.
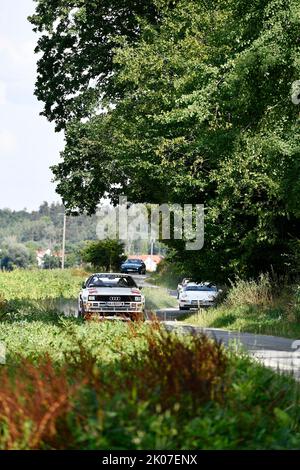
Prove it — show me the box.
[0,323,300,450]
[111,330,228,409]
[0,356,86,450]
[226,274,273,307]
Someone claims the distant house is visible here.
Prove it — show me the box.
[36,249,62,268]
[128,254,164,272]
[36,249,51,268]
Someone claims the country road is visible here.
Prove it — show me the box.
[153,288,300,380]
[161,322,300,380]
[59,276,300,380]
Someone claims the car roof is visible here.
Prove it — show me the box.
[125,259,144,262]
[89,273,134,277]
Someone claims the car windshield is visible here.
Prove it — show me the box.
[87,275,137,288]
[184,285,217,292]
[126,259,142,264]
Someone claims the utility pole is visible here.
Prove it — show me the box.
[61,213,67,270]
[150,239,155,257]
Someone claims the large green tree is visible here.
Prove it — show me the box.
[31,0,300,280]
[82,239,125,271]
[29,0,160,130]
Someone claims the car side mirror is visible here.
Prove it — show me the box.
[82,282,86,289]
[138,286,143,290]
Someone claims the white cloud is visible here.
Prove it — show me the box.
[0,129,17,155]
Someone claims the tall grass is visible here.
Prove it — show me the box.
[226,274,273,307]
[183,275,300,338]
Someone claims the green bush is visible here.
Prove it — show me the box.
[0,324,300,450]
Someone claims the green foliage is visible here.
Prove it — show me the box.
[0,268,300,449]
[0,202,97,248]
[31,0,300,281]
[0,240,34,270]
[42,254,61,270]
[81,239,125,271]
[0,202,99,269]
[143,287,178,310]
[0,317,300,449]
[28,0,159,130]
[0,269,86,301]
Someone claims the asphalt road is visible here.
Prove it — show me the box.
[154,289,300,380]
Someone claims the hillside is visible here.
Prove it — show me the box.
[0,202,97,269]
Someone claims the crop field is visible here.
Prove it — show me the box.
[0,270,300,450]
[0,268,87,301]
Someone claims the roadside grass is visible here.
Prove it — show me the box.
[1,269,300,449]
[1,314,300,450]
[182,277,300,339]
[143,287,178,311]
[181,304,300,338]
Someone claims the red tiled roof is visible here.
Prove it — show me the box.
[128,255,164,264]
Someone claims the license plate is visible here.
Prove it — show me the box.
[107,302,124,307]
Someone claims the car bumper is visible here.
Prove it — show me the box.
[121,268,143,272]
[179,300,215,308]
[84,301,144,314]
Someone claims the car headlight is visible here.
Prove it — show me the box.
[135,296,142,302]
[88,296,96,301]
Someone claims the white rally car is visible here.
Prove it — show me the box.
[178,283,220,310]
[78,273,145,321]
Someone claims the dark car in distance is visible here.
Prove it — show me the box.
[121,259,146,275]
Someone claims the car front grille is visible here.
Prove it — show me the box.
[91,296,140,302]
[87,302,143,313]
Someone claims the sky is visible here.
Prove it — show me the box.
[0,0,64,211]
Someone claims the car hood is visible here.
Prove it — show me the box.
[122,263,142,267]
[182,291,217,301]
[84,287,141,296]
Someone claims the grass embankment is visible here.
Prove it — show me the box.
[144,287,178,311]
[147,261,181,289]
[0,269,300,450]
[179,276,300,339]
